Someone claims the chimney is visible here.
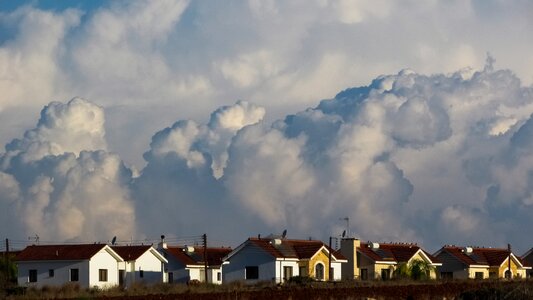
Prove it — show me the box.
[158,235,168,249]
[340,238,360,280]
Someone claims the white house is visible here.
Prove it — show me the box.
[111,245,168,286]
[222,237,347,284]
[160,244,231,284]
[15,244,123,289]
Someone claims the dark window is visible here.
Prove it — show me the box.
[299,266,307,276]
[245,266,259,280]
[139,270,144,278]
[49,269,54,277]
[361,269,368,280]
[489,271,498,279]
[29,269,37,282]
[70,268,79,282]
[330,267,334,280]
[315,263,324,280]
[440,272,453,279]
[99,269,108,282]
[217,272,221,281]
[505,270,512,279]
[168,272,174,283]
[475,272,484,279]
[381,269,390,280]
[283,266,293,281]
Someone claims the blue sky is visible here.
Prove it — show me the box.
[1,0,533,252]
[0,0,106,13]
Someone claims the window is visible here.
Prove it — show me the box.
[29,269,37,282]
[381,269,390,280]
[315,263,324,280]
[489,271,497,279]
[475,272,484,279]
[49,269,54,277]
[299,266,307,276]
[505,270,512,279]
[99,269,108,282]
[283,266,293,281]
[440,272,453,279]
[217,272,221,281]
[139,270,144,278]
[360,268,368,280]
[70,268,79,282]
[330,267,334,280]
[245,266,259,280]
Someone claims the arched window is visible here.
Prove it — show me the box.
[315,263,324,281]
[505,270,512,279]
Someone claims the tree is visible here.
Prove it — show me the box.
[0,255,17,287]
[393,259,434,281]
[393,262,411,279]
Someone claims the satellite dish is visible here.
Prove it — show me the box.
[282,229,287,239]
[111,236,117,245]
[342,230,346,238]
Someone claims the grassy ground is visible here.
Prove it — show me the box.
[2,279,533,299]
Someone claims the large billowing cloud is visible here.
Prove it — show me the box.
[2,0,533,168]
[3,1,533,252]
[0,98,135,242]
[3,62,533,252]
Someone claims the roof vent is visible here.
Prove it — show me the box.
[183,246,195,253]
[464,247,473,254]
[369,242,380,249]
[270,239,282,246]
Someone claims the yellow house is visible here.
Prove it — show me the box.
[340,238,441,280]
[434,246,531,279]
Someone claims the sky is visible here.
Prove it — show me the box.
[1,0,533,254]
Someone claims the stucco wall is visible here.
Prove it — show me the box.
[17,260,90,288]
[89,250,120,288]
[222,243,276,283]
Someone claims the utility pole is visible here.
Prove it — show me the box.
[5,238,10,283]
[328,237,332,281]
[203,234,208,284]
[508,243,512,279]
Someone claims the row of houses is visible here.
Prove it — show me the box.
[9,235,533,288]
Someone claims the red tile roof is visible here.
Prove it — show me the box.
[112,245,151,261]
[245,237,346,260]
[439,246,524,267]
[164,246,232,266]
[16,244,108,261]
[358,242,439,264]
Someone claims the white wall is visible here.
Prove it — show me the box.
[89,249,120,288]
[117,249,166,286]
[17,260,90,288]
[331,262,343,281]
[273,260,300,283]
[223,243,278,284]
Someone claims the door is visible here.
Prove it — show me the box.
[119,270,125,286]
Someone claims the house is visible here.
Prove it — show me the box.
[111,245,168,286]
[521,248,533,278]
[159,244,231,284]
[15,244,123,288]
[340,238,441,280]
[433,245,531,279]
[222,236,347,284]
